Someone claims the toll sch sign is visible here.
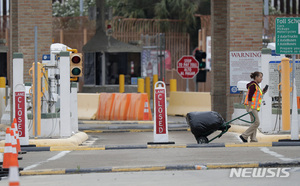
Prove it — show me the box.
[153,81,169,143]
[177,56,199,79]
[155,89,166,134]
[15,91,25,137]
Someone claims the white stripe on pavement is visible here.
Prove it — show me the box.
[24,151,71,170]
[260,147,294,162]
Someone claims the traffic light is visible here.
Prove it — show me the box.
[195,50,206,69]
[70,53,83,77]
[196,70,207,82]
[195,50,207,82]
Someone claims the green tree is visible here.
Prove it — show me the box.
[154,0,199,29]
[107,0,159,18]
[52,0,96,17]
[198,0,210,15]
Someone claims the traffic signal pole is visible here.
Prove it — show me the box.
[59,52,71,137]
[291,54,299,140]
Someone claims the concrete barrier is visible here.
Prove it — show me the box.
[77,93,100,120]
[77,93,152,121]
[96,93,116,120]
[167,91,211,116]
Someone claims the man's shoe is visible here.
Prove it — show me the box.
[239,135,247,143]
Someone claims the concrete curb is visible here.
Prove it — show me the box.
[20,165,200,176]
[2,141,300,152]
[78,120,187,125]
[81,123,298,143]
[20,161,300,176]
[82,128,189,133]
[0,132,88,150]
[0,123,9,131]
[28,132,88,147]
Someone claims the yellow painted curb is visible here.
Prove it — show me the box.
[20,169,66,176]
[225,142,272,147]
[50,146,105,151]
[83,130,104,133]
[128,129,153,132]
[147,145,186,149]
[206,163,259,169]
[112,166,166,172]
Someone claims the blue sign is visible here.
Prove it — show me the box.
[131,77,138,85]
[42,54,50,60]
[271,50,280,56]
[230,86,239,94]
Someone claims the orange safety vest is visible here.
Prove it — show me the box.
[244,83,263,111]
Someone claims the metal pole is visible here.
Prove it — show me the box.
[34,26,38,137]
[264,0,269,36]
[195,77,198,92]
[291,54,299,140]
[186,79,189,92]
[159,34,163,81]
[80,0,83,16]
[101,52,105,85]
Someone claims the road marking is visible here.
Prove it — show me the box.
[81,136,97,146]
[24,151,71,170]
[260,147,294,161]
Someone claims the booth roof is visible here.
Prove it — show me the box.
[83,30,142,53]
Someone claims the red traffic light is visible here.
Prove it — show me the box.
[71,55,81,64]
[70,53,83,78]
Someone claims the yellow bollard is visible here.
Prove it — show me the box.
[170,79,177,92]
[0,77,5,88]
[145,77,151,101]
[278,58,292,131]
[119,74,125,93]
[29,62,43,136]
[138,78,144,93]
[153,74,158,92]
[0,77,5,118]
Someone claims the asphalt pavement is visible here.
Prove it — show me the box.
[3,169,300,186]
[2,115,300,180]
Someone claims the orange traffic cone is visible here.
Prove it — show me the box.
[8,147,20,186]
[143,101,150,120]
[10,130,19,168]
[3,128,12,169]
[11,119,21,153]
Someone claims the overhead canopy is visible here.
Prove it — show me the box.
[83,30,142,53]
